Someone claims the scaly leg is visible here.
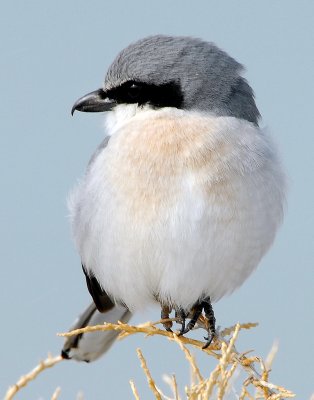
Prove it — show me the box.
[161,305,173,332]
[175,307,188,335]
[178,303,203,335]
[202,297,216,349]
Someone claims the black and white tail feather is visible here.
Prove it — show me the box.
[62,301,131,362]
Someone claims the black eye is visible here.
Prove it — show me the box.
[127,83,142,99]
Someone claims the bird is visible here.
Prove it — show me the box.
[62,34,285,360]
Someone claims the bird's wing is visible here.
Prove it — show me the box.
[62,135,133,362]
[80,136,119,311]
[81,136,115,312]
[82,264,116,312]
[61,301,132,362]
[87,135,110,170]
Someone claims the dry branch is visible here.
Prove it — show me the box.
[5,320,295,399]
[5,354,63,400]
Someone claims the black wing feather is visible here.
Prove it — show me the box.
[82,265,115,312]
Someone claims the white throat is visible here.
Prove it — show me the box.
[104,103,152,135]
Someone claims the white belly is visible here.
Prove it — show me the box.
[69,109,285,311]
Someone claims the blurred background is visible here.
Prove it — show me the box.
[1,1,313,398]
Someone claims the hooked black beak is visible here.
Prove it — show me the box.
[71,89,116,115]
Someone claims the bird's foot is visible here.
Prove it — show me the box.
[175,308,188,336]
[178,303,203,335]
[202,297,216,349]
[161,305,173,332]
[160,297,216,348]
[163,297,216,348]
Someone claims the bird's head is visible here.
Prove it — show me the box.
[72,35,260,125]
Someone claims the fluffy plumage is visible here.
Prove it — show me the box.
[68,35,285,331]
[69,107,285,312]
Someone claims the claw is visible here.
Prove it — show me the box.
[179,326,190,336]
[202,335,214,349]
[202,297,216,349]
[180,318,199,335]
[182,303,203,335]
[159,296,216,348]
[176,308,187,336]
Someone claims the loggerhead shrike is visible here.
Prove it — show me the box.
[62,35,285,361]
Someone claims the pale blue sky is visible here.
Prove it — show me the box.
[1,1,313,398]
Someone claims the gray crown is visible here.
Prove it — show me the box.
[104,35,260,124]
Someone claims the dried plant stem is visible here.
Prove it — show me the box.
[239,384,255,400]
[5,320,295,400]
[129,379,141,400]
[173,335,203,382]
[171,375,179,400]
[58,320,266,387]
[5,354,63,400]
[217,323,241,399]
[136,348,162,400]
[51,386,61,400]
[219,322,258,337]
[58,320,258,359]
[60,320,218,354]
